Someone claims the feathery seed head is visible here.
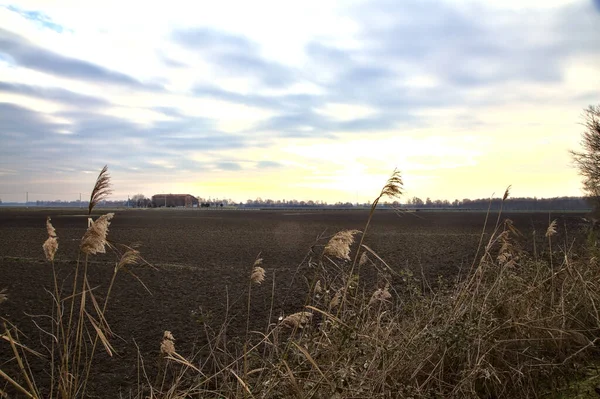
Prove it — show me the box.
[380,169,404,200]
[88,165,112,215]
[116,246,142,271]
[324,230,361,261]
[281,312,313,329]
[251,266,266,284]
[330,290,343,309]
[0,288,7,305]
[81,213,114,255]
[314,280,323,294]
[359,252,369,267]
[46,217,56,238]
[160,330,176,355]
[503,185,512,201]
[546,220,557,238]
[369,285,392,306]
[43,236,58,262]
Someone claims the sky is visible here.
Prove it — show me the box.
[0,0,599,204]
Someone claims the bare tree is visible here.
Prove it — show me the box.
[571,105,600,213]
[131,194,147,208]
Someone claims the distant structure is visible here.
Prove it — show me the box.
[151,194,199,208]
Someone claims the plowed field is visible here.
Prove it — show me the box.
[0,208,586,397]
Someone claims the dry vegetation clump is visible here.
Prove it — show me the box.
[3,168,600,398]
[0,166,151,399]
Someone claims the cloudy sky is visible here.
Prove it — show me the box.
[0,0,599,203]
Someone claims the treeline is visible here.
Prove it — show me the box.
[403,196,591,211]
[0,196,592,212]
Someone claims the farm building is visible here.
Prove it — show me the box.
[151,194,199,208]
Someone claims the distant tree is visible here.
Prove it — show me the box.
[571,105,600,213]
[131,194,147,207]
[425,197,432,207]
[412,197,424,206]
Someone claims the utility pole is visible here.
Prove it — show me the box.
[79,193,82,208]
[26,191,28,208]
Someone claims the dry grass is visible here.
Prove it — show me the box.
[87,165,112,215]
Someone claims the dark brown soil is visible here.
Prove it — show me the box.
[0,208,587,397]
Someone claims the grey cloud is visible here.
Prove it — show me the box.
[0,81,109,107]
[256,160,283,169]
[172,28,296,88]
[0,102,261,181]
[0,28,160,89]
[351,0,600,88]
[216,161,243,171]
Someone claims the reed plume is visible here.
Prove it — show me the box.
[43,217,58,262]
[546,219,557,238]
[160,330,176,355]
[369,285,391,306]
[359,252,369,267]
[116,246,143,271]
[324,230,361,261]
[46,216,56,238]
[81,213,114,255]
[88,165,112,215]
[281,312,313,329]
[250,265,266,285]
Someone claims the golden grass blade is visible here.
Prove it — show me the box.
[88,165,112,215]
[0,368,36,399]
[360,244,398,275]
[85,312,114,357]
[3,323,38,397]
[281,359,302,398]
[228,367,255,397]
[304,305,351,329]
[0,335,44,358]
[291,341,330,384]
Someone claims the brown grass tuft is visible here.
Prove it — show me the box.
[88,165,112,215]
[281,312,313,329]
[81,213,114,255]
[324,230,361,261]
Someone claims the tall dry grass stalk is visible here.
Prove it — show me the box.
[0,164,151,399]
[87,165,112,215]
